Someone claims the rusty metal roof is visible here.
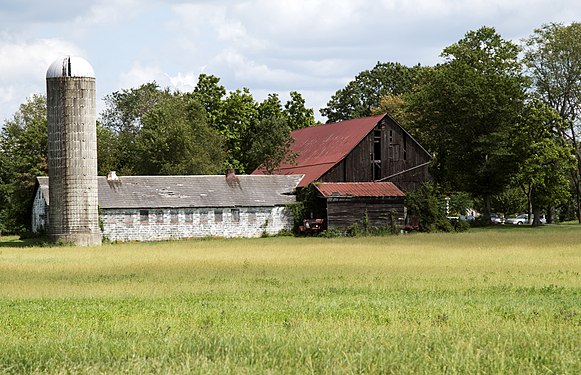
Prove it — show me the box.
[315,182,405,198]
[36,174,303,209]
[253,114,385,187]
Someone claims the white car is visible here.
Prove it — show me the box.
[506,214,546,225]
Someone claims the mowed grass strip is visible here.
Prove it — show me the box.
[0,226,579,373]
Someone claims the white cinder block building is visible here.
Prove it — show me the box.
[33,173,303,242]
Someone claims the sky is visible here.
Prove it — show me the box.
[0,0,579,126]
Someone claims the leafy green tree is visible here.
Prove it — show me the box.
[241,94,297,173]
[135,95,225,175]
[408,27,527,217]
[0,95,48,233]
[320,62,424,122]
[371,94,411,127]
[523,22,581,221]
[96,122,120,176]
[193,75,311,173]
[218,88,259,172]
[283,91,314,130]
[510,100,575,225]
[100,83,172,174]
[192,74,226,126]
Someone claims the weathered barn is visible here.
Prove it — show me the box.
[315,182,406,230]
[254,113,431,192]
[252,114,430,230]
[33,173,303,242]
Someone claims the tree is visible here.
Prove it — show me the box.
[218,88,259,172]
[283,91,315,130]
[371,93,412,128]
[320,62,424,122]
[0,95,48,233]
[523,22,581,221]
[100,83,172,174]
[510,100,575,225]
[408,27,527,218]
[135,95,225,175]
[192,74,226,126]
[193,75,312,173]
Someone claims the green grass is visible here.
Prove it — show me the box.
[0,226,579,373]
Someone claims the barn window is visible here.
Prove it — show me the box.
[170,210,179,224]
[232,209,240,223]
[185,210,193,224]
[200,210,208,224]
[248,212,256,224]
[139,210,149,224]
[373,130,382,161]
[214,210,223,223]
[156,210,164,224]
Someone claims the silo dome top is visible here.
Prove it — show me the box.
[46,56,95,78]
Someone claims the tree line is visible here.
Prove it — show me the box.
[1,22,579,233]
[321,23,580,225]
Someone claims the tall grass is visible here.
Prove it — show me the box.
[0,226,579,373]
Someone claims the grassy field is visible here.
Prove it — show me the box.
[0,225,579,374]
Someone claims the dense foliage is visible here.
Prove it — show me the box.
[0,95,47,233]
[320,62,424,122]
[408,27,527,218]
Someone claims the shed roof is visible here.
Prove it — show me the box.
[315,182,405,198]
[36,174,303,209]
[253,114,385,187]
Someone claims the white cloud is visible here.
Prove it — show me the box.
[118,62,170,89]
[0,35,84,123]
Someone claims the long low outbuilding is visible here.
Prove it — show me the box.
[33,173,303,242]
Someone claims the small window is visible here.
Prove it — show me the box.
[156,210,164,224]
[214,210,223,223]
[185,210,193,224]
[232,209,240,223]
[140,210,149,224]
[248,212,256,224]
[200,210,208,224]
[170,210,179,224]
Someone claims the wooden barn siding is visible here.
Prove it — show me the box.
[321,118,430,186]
[384,164,431,192]
[325,197,405,230]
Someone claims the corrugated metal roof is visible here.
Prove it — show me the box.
[37,174,303,209]
[253,114,384,187]
[315,182,405,198]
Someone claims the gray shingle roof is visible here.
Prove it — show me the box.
[36,174,303,209]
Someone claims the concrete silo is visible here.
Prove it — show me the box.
[46,56,101,246]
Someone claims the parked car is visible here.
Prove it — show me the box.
[490,213,504,224]
[506,214,546,225]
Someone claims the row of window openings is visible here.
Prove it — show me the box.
[137,209,244,224]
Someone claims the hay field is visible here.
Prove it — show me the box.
[0,226,579,373]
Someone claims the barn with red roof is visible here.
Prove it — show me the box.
[253,113,431,230]
[253,113,431,191]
